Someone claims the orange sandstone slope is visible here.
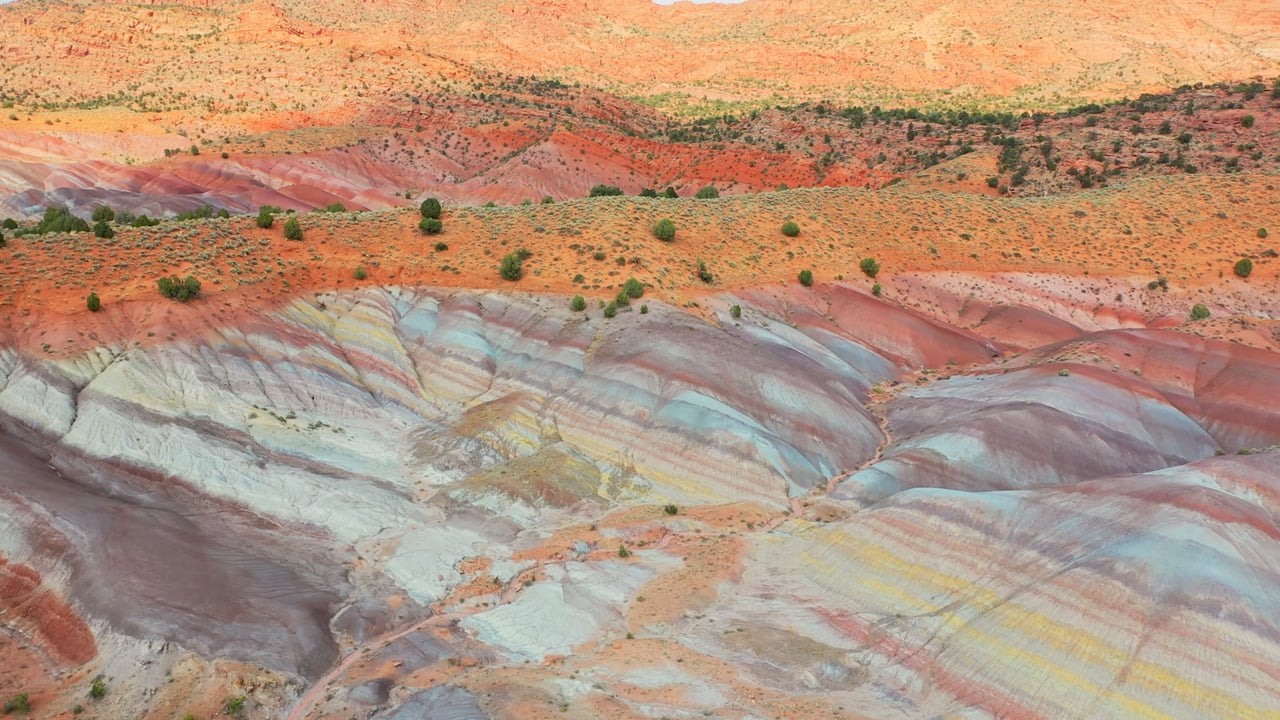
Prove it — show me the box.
[3,176,1278,353]
[0,0,1277,115]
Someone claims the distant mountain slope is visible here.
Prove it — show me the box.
[0,0,1277,115]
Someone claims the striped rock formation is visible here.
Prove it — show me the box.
[0,285,1276,718]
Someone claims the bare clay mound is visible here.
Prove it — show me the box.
[0,429,344,681]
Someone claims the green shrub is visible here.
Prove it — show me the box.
[615,289,630,307]
[639,304,648,314]
[89,679,106,700]
[93,220,113,239]
[419,197,442,219]
[86,293,100,312]
[36,206,90,234]
[0,218,16,230]
[541,195,554,204]
[694,185,719,199]
[419,217,443,234]
[570,295,586,312]
[1242,115,1255,128]
[1189,303,1210,321]
[696,260,713,283]
[871,282,882,296]
[157,275,201,301]
[322,201,347,213]
[639,188,658,198]
[0,231,5,247]
[255,207,274,229]
[781,221,800,237]
[190,144,199,156]
[663,504,678,515]
[354,265,367,280]
[588,184,623,197]
[860,257,880,278]
[1259,227,1269,239]
[283,216,302,241]
[616,544,630,557]
[91,206,114,222]
[623,277,644,298]
[730,304,741,319]
[174,205,218,222]
[499,253,523,281]
[3,693,30,714]
[798,269,813,286]
[663,186,679,199]
[1234,257,1253,278]
[603,301,618,318]
[593,251,606,261]
[434,241,448,251]
[652,218,676,242]
[223,695,246,717]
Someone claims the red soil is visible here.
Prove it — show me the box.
[0,555,97,665]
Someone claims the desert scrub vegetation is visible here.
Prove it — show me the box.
[354,265,367,280]
[419,197,442,219]
[623,277,644,298]
[283,216,303,241]
[223,696,247,717]
[3,693,30,714]
[695,185,720,200]
[798,269,813,286]
[570,295,586,311]
[1189,303,1211,321]
[652,218,676,242]
[12,206,89,236]
[419,217,443,234]
[499,253,523,281]
[860,257,880,278]
[588,184,623,197]
[86,292,100,311]
[255,206,275,228]
[157,274,201,301]
[1234,257,1253,278]
[781,221,800,237]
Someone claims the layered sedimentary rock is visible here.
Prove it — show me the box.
[0,288,886,681]
[1,285,1277,718]
[750,454,1280,719]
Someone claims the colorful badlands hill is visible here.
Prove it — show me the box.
[0,266,1278,718]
